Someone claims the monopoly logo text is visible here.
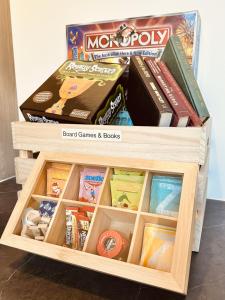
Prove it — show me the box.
[85,27,171,51]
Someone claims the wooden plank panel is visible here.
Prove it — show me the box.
[171,164,198,293]
[1,234,182,293]
[192,149,210,252]
[0,0,18,180]
[11,121,208,165]
[15,157,35,184]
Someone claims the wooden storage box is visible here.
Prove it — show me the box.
[11,120,211,252]
[1,152,199,294]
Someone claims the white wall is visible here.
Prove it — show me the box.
[10,0,225,200]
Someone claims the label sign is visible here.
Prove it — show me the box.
[62,128,122,142]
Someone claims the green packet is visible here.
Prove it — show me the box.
[114,168,144,176]
[110,180,143,211]
[112,174,145,183]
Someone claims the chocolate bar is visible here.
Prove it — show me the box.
[65,206,94,250]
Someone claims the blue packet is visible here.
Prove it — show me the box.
[150,176,182,217]
[112,106,133,126]
[39,201,57,218]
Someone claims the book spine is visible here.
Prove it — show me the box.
[131,56,172,114]
[158,60,202,126]
[192,11,201,78]
[171,35,209,120]
[145,58,190,127]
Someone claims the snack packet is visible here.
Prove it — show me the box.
[114,168,144,176]
[140,223,176,272]
[47,167,69,197]
[39,201,57,217]
[79,206,95,221]
[112,174,145,183]
[65,207,79,249]
[150,176,182,217]
[77,214,90,250]
[65,206,94,250]
[79,168,105,203]
[110,180,143,210]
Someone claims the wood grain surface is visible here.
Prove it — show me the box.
[0,0,18,180]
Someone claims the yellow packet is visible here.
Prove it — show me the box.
[110,180,143,210]
[47,167,69,197]
[112,174,145,183]
[114,168,144,176]
[140,223,175,272]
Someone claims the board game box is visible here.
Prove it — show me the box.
[20,60,127,124]
[66,10,201,76]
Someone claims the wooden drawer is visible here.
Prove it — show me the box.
[1,152,198,294]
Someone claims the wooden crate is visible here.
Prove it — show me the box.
[11,120,211,252]
[0,152,199,294]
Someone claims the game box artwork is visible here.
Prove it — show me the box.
[66,10,201,76]
[20,60,127,124]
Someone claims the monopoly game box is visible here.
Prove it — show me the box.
[66,11,201,76]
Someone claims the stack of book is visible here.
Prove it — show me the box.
[126,35,209,127]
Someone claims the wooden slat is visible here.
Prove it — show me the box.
[11,121,209,165]
[15,157,35,185]
[0,0,18,180]
[171,164,198,293]
[19,150,33,158]
[192,148,210,252]
[192,119,211,251]
[1,234,182,293]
